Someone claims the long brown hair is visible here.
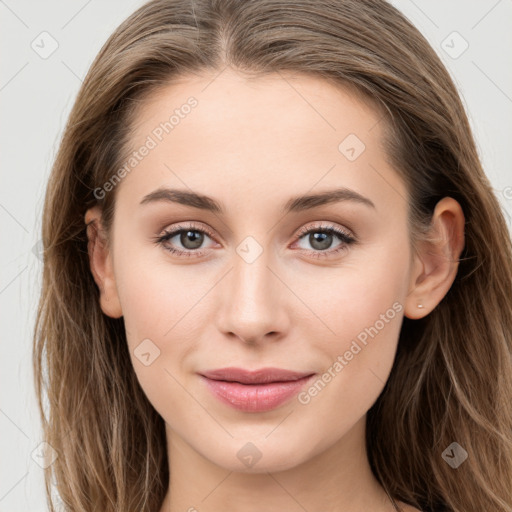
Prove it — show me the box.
[33,1,512,510]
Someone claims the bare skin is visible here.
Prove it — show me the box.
[86,68,465,512]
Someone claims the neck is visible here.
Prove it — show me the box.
[158,416,396,512]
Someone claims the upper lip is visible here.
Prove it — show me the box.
[199,367,315,384]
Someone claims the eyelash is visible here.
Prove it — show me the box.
[153,221,356,259]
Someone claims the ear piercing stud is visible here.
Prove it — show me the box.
[417,303,424,309]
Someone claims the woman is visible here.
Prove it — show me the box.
[33,0,512,511]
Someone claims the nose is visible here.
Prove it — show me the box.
[214,245,291,346]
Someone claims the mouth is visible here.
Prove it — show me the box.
[199,367,315,384]
[199,367,316,412]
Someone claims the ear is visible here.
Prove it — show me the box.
[84,206,123,318]
[404,197,465,319]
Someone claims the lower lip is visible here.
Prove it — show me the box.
[200,375,315,412]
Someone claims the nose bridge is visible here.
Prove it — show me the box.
[215,235,288,342]
[233,245,272,306]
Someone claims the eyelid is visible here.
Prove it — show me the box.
[293,221,355,241]
[157,220,217,240]
[156,220,354,242]
[154,220,357,258]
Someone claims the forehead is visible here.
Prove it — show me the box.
[129,69,385,144]
[116,69,407,215]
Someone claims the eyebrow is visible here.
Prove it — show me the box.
[139,186,375,213]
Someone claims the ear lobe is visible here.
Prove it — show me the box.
[85,206,123,319]
[404,197,465,320]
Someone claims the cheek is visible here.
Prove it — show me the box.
[112,242,206,380]
[295,291,404,446]
[113,253,198,413]
[300,236,410,404]
[116,270,167,342]
[311,236,409,343]
[113,236,185,339]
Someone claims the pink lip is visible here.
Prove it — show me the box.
[199,367,315,412]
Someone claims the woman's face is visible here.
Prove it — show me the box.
[96,69,418,472]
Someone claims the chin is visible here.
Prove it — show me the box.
[202,437,315,474]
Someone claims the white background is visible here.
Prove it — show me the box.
[1,0,511,510]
